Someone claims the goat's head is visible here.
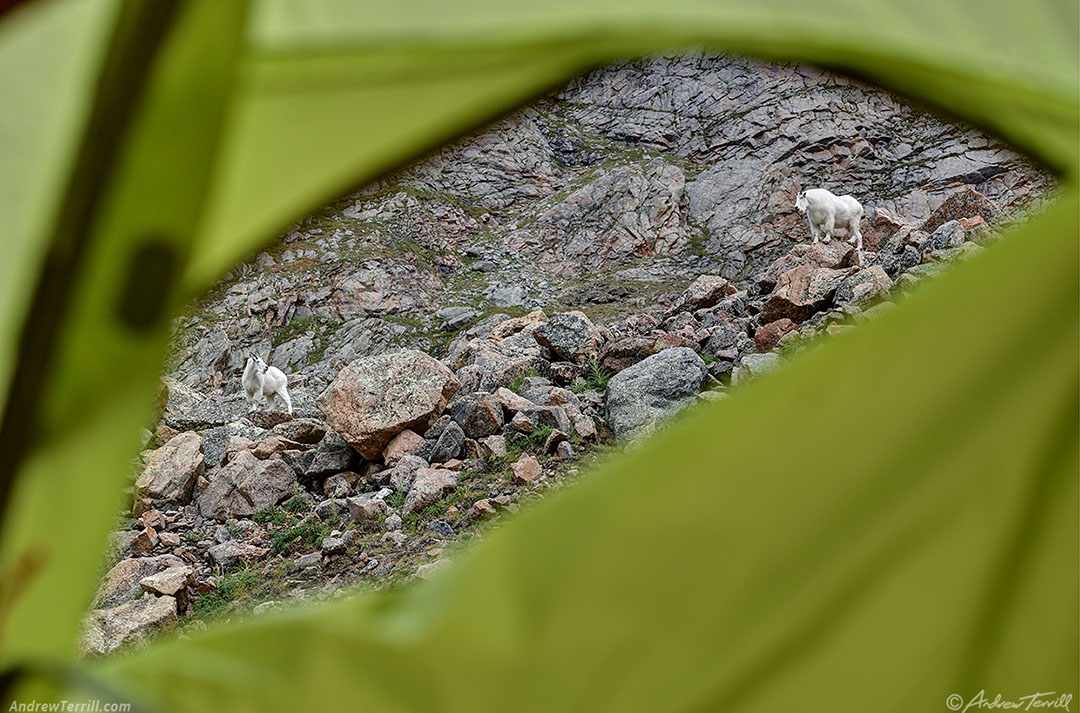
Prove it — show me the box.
[795,191,808,213]
[246,353,267,372]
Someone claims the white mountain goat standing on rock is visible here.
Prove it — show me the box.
[796,188,865,266]
[242,354,292,415]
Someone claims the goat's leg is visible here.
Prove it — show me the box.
[822,214,834,243]
[265,392,276,411]
[278,387,293,416]
[852,223,864,267]
[809,220,820,244]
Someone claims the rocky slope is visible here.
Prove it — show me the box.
[83,54,1051,654]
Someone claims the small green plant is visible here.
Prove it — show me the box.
[272,316,317,346]
[385,490,405,509]
[192,566,260,618]
[282,495,310,514]
[509,369,541,394]
[252,507,288,526]
[270,516,330,553]
[508,424,553,451]
[583,357,612,392]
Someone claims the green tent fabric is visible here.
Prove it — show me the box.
[0,0,1076,710]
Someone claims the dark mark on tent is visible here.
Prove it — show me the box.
[116,240,180,331]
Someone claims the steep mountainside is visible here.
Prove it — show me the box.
[168,54,1046,404]
[83,54,1051,655]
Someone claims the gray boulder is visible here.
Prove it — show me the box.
[604,347,708,442]
[449,392,505,439]
[835,266,893,306]
[420,421,465,464]
[533,311,602,364]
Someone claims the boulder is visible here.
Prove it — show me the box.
[404,467,458,515]
[862,206,914,252]
[668,275,737,313]
[267,418,327,444]
[761,265,847,323]
[82,594,177,656]
[197,450,297,521]
[732,353,782,385]
[200,420,266,469]
[449,392,505,439]
[134,432,204,506]
[292,431,359,478]
[139,565,194,599]
[755,242,854,291]
[533,311,602,364]
[317,350,460,459]
[347,492,390,523]
[493,387,536,414]
[921,188,1000,234]
[479,434,507,459]
[604,347,708,442]
[382,429,425,465]
[511,455,542,484]
[251,434,307,460]
[835,266,893,306]
[94,555,187,609]
[921,220,966,253]
[420,421,465,464]
[207,541,269,568]
[754,318,797,351]
[389,454,429,492]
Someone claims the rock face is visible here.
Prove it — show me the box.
[508,160,690,276]
[317,350,460,460]
[198,450,297,520]
[605,347,708,441]
[134,432,204,506]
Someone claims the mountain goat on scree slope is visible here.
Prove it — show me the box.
[242,354,292,415]
[796,188,864,266]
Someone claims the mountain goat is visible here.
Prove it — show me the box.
[242,354,292,415]
[796,188,864,266]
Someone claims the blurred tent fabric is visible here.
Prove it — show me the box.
[0,0,1076,711]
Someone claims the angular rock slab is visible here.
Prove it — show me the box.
[134,431,204,506]
[197,450,297,521]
